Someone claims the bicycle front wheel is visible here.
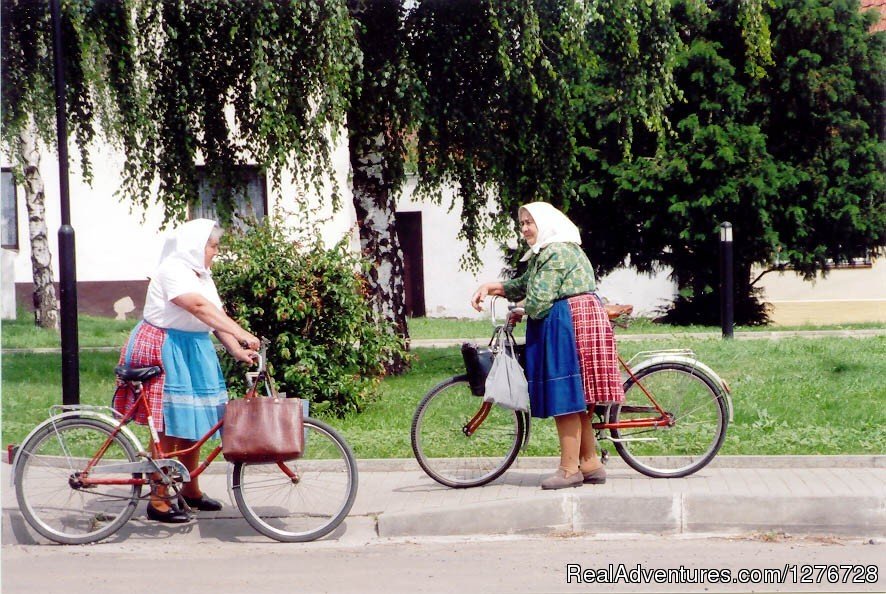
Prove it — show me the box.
[411,376,525,488]
[610,362,728,478]
[14,417,142,544]
[232,418,358,543]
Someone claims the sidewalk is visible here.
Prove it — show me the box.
[4,455,884,545]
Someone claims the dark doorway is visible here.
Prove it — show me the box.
[395,211,426,317]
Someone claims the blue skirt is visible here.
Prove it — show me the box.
[160,328,228,440]
[524,299,587,418]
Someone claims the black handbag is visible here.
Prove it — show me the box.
[462,342,494,396]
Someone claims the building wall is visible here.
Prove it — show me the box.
[755,258,886,325]
[4,137,882,325]
[5,135,359,321]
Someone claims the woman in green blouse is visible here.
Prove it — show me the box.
[471,202,624,489]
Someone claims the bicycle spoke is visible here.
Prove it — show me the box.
[612,363,727,478]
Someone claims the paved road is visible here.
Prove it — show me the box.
[3,532,883,593]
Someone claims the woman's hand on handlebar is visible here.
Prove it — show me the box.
[232,347,259,365]
[471,282,505,312]
[236,329,261,351]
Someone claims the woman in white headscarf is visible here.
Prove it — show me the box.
[471,202,624,490]
[114,219,260,522]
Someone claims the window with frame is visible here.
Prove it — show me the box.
[2,168,19,249]
[190,165,267,231]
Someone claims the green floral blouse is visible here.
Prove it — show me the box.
[502,242,596,319]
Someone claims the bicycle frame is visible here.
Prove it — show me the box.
[13,344,305,492]
[481,296,733,448]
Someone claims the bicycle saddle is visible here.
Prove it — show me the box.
[115,365,162,382]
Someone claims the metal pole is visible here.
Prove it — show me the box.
[719,222,734,339]
[50,0,80,404]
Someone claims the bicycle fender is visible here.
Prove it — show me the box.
[519,410,532,452]
[10,409,145,486]
[627,355,734,423]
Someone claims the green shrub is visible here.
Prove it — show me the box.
[213,215,407,417]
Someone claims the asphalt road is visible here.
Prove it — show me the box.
[3,533,883,594]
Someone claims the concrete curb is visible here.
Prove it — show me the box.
[377,492,886,538]
[354,455,886,472]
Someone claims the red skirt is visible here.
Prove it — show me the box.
[113,322,166,431]
[567,294,624,404]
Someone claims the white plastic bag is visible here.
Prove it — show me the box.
[483,329,529,412]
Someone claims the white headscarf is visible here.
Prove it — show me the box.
[519,202,582,262]
[157,218,217,277]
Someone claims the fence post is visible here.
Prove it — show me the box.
[719,222,734,339]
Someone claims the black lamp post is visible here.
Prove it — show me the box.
[719,222,734,339]
[50,0,80,404]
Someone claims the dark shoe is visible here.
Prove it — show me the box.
[582,466,607,484]
[146,503,191,524]
[183,493,223,512]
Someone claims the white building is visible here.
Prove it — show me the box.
[2,138,883,325]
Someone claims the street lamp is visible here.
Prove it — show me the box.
[719,222,734,339]
[50,0,80,404]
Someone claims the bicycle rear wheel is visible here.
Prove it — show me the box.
[232,418,358,542]
[411,376,525,488]
[14,417,142,544]
[610,362,727,478]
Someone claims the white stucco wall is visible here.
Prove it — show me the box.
[396,178,510,319]
[596,264,677,317]
[1,136,688,322]
[754,258,886,324]
[5,137,359,289]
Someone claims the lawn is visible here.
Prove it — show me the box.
[3,317,884,458]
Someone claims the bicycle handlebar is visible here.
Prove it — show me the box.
[488,296,524,328]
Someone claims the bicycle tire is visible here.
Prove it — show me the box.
[14,416,142,544]
[232,417,358,543]
[610,362,728,478]
[411,375,525,488]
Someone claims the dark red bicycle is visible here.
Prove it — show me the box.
[411,297,733,488]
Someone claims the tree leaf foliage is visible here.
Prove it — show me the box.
[2,0,359,226]
[570,0,884,324]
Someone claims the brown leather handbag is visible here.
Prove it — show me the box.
[222,369,304,463]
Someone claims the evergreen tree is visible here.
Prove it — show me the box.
[571,0,884,324]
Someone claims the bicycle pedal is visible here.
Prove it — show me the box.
[600,449,609,465]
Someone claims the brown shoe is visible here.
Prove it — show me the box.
[540,468,583,490]
[582,466,607,484]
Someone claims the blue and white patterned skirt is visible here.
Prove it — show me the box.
[160,328,228,440]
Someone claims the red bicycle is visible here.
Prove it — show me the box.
[12,343,358,544]
[411,298,733,488]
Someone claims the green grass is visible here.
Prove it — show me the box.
[2,314,882,351]
[1,314,134,350]
[408,316,883,340]
[5,336,883,459]
[332,337,886,458]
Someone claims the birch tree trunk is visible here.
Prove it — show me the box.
[350,133,409,374]
[19,122,60,330]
